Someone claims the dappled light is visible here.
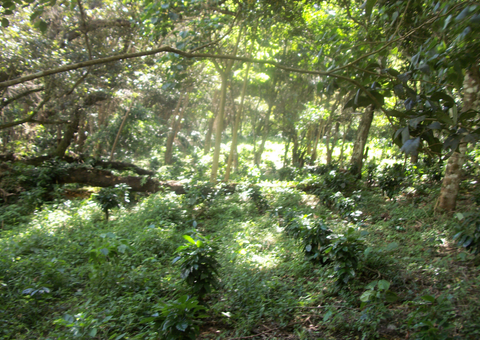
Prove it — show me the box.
[2,0,480,338]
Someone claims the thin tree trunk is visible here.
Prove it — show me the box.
[292,129,299,166]
[438,68,480,211]
[283,136,291,168]
[350,105,374,177]
[204,90,219,154]
[225,60,251,181]
[326,121,340,164]
[339,119,352,167]
[311,122,322,163]
[165,92,190,165]
[254,102,273,165]
[110,102,133,162]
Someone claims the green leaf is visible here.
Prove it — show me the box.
[30,10,43,21]
[391,11,399,23]
[38,20,48,33]
[378,280,390,290]
[470,14,480,25]
[365,0,377,18]
[430,91,455,107]
[1,18,9,27]
[417,63,431,75]
[183,235,196,244]
[366,280,378,290]
[427,121,442,129]
[88,328,97,337]
[360,290,376,302]
[100,248,109,256]
[455,6,470,22]
[117,244,127,254]
[323,310,333,321]
[176,321,189,331]
[421,295,436,303]
[386,242,399,251]
[385,290,399,302]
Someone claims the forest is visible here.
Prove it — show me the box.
[1,0,480,339]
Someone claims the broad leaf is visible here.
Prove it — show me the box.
[401,137,420,156]
[365,0,377,18]
[183,235,196,244]
[421,295,436,303]
[377,280,390,290]
[385,290,399,302]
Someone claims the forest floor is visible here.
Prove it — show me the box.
[1,161,480,339]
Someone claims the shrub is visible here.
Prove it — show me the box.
[406,295,454,340]
[93,183,131,221]
[325,227,366,286]
[377,163,405,198]
[283,213,332,263]
[142,295,206,340]
[173,234,220,298]
[453,212,480,255]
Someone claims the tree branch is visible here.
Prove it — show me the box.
[0,95,50,130]
[330,2,467,73]
[0,87,44,109]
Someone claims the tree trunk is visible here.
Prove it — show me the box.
[311,122,323,163]
[204,90,219,154]
[327,121,340,164]
[438,68,480,211]
[53,109,82,157]
[339,119,352,167]
[110,102,133,162]
[165,92,189,165]
[225,60,250,181]
[350,105,374,177]
[254,102,273,165]
[292,130,299,166]
[210,28,242,182]
[210,72,229,182]
[438,143,467,211]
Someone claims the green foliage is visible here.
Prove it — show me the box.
[283,213,332,263]
[360,280,398,306]
[377,163,406,198]
[54,312,113,339]
[173,234,220,298]
[358,280,398,339]
[246,184,269,214]
[453,211,480,254]
[325,228,366,286]
[406,295,454,340]
[283,211,366,287]
[93,184,131,220]
[142,295,206,340]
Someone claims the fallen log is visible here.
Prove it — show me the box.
[59,167,186,194]
[0,153,155,176]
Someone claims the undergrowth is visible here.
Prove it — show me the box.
[0,161,479,339]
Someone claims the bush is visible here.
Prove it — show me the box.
[93,183,131,221]
[283,213,332,263]
[173,234,220,298]
[453,212,480,255]
[377,163,406,198]
[142,295,206,340]
[325,227,366,286]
